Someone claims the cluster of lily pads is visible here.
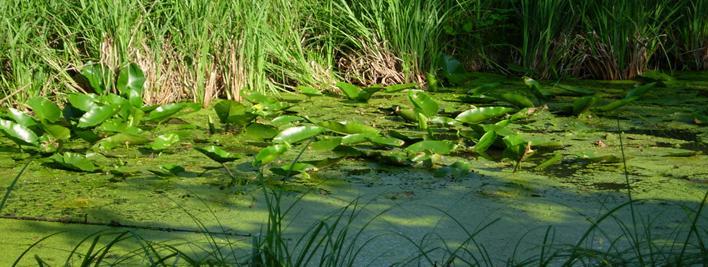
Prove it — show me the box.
[0,60,667,186]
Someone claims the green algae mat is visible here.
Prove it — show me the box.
[1,72,707,265]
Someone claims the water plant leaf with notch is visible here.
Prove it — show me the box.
[499,93,535,108]
[214,100,257,126]
[26,97,62,123]
[149,164,189,177]
[318,121,379,135]
[151,133,180,151]
[145,102,200,121]
[573,96,599,115]
[455,106,515,124]
[408,91,439,117]
[296,86,323,97]
[243,123,279,140]
[474,130,497,153]
[273,125,324,144]
[93,133,149,151]
[194,146,241,163]
[48,152,98,172]
[384,83,417,93]
[341,133,405,147]
[271,115,304,128]
[77,104,120,128]
[116,63,146,107]
[522,76,550,99]
[270,162,316,177]
[311,137,342,151]
[336,82,380,102]
[0,119,39,146]
[254,144,289,166]
[41,124,71,140]
[405,140,456,155]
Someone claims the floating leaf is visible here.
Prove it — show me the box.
[521,76,548,98]
[455,107,514,124]
[499,93,535,108]
[311,137,342,151]
[434,161,472,178]
[78,104,119,128]
[468,82,501,95]
[430,116,461,127]
[336,82,380,102]
[245,92,290,112]
[270,163,316,176]
[503,134,528,160]
[397,108,418,122]
[625,82,656,99]
[116,63,146,107]
[38,135,60,154]
[405,140,456,155]
[271,115,304,128]
[318,121,379,135]
[573,96,599,115]
[595,98,634,112]
[384,83,417,93]
[151,133,180,151]
[194,145,241,163]
[26,97,62,123]
[408,91,439,117]
[94,133,149,150]
[555,84,595,96]
[535,152,562,171]
[145,102,200,121]
[243,123,279,140]
[0,119,39,146]
[341,133,404,147]
[474,130,497,153]
[67,93,98,112]
[297,85,323,97]
[273,125,324,144]
[149,164,188,177]
[49,152,98,172]
[214,100,257,126]
[6,108,38,127]
[254,144,289,166]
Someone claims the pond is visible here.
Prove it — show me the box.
[1,72,707,265]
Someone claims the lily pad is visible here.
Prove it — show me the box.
[145,102,200,121]
[455,107,515,124]
[78,104,119,128]
[405,140,456,155]
[116,63,146,107]
[273,125,324,144]
[254,144,289,166]
[297,86,323,97]
[194,145,241,163]
[318,121,379,135]
[408,91,439,117]
[151,133,181,151]
[48,152,98,172]
[243,123,279,140]
[214,100,257,126]
[26,97,62,123]
[6,108,38,128]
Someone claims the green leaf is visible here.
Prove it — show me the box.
[405,140,456,155]
[0,119,39,146]
[80,64,109,94]
[49,152,98,172]
[149,164,188,177]
[26,97,62,123]
[384,83,417,93]
[535,152,562,171]
[6,108,38,128]
[245,92,290,112]
[468,82,501,95]
[116,63,145,107]
[94,133,149,150]
[430,116,461,127]
[311,137,342,151]
[270,163,316,176]
[573,96,599,115]
[366,135,405,147]
[318,121,379,135]
[503,134,528,160]
[254,144,289,166]
[271,115,304,128]
[434,161,473,178]
[499,93,535,108]
[273,125,324,144]
[474,130,497,153]
[522,76,549,98]
[555,84,595,96]
[297,85,323,96]
[625,82,656,99]
[194,145,241,163]
[408,91,439,117]
[243,123,278,140]
[595,98,635,112]
[455,106,515,124]
[213,100,256,126]
[78,104,119,128]
[38,135,60,154]
[151,133,180,151]
[336,82,362,100]
[67,93,98,112]
[145,102,199,121]
[41,124,71,140]
[397,108,418,122]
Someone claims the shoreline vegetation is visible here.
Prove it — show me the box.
[1,0,706,106]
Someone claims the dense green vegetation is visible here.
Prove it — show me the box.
[0,0,706,266]
[1,0,706,105]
